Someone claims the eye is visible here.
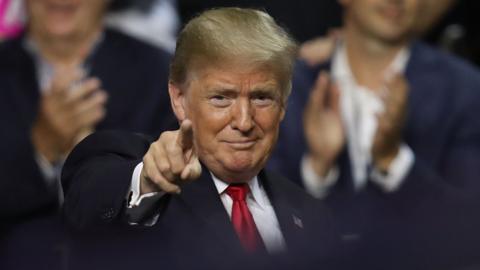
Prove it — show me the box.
[209,95,232,107]
[252,94,275,106]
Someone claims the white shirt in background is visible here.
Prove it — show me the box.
[302,43,415,199]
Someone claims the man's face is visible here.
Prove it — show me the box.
[341,0,421,44]
[171,64,285,183]
[27,0,108,39]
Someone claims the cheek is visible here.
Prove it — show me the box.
[255,109,282,140]
[189,105,232,142]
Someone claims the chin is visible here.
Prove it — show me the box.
[46,24,76,37]
[222,155,257,173]
[225,159,254,173]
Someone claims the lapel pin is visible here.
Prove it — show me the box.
[292,215,303,229]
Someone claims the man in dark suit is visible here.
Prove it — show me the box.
[268,0,480,268]
[61,7,340,269]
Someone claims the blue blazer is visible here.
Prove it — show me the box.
[61,130,342,269]
[268,41,480,268]
[0,29,177,221]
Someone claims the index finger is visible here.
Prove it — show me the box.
[176,119,194,151]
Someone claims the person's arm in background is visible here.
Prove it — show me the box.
[379,69,480,213]
[299,29,341,67]
[268,64,345,198]
[0,67,107,220]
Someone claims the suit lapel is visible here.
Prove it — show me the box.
[404,42,453,161]
[178,164,243,252]
[259,170,305,249]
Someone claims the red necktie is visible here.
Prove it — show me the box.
[225,184,263,253]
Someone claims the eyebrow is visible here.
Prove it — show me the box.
[205,88,238,96]
[250,85,282,99]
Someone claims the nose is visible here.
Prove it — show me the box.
[231,98,255,133]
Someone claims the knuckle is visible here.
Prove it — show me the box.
[157,159,170,174]
[150,141,161,152]
[146,170,163,187]
[170,164,183,175]
[159,131,173,141]
[165,142,177,154]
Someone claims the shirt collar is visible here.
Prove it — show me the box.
[22,31,105,91]
[210,172,267,210]
[332,42,411,84]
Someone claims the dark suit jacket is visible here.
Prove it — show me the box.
[0,29,176,222]
[61,130,342,269]
[268,41,480,268]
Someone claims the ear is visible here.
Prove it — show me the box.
[279,106,286,121]
[168,82,187,121]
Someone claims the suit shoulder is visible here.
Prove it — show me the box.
[412,42,480,84]
[62,130,153,192]
[64,130,152,169]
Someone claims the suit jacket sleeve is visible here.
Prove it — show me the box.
[387,99,480,213]
[61,131,152,229]
[385,49,480,215]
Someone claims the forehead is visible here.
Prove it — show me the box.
[186,62,281,92]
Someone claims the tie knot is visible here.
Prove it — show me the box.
[226,184,249,202]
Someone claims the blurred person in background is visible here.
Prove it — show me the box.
[0,0,175,221]
[0,0,175,268]
[298,0,456,66]
[269,0,480,268]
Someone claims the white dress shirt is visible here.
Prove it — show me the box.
[128,162,287,253]
[302,43,415,199]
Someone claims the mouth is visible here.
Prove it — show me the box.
[46,2,78,15]
[378,5,404,20]
[222,140,257,150]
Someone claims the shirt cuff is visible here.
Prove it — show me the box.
[127,162,161,207]
[35,152,65,184]
[301,155,339,199]
[35,152,58,183]
[370,144,415,192]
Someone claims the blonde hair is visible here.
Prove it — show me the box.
[169,7,298,103]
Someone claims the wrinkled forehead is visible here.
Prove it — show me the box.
[182,56,285,93]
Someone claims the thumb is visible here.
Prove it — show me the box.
[180,152,202,181]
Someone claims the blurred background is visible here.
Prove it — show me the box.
[1,0,480,269]
[2,0,479,65]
